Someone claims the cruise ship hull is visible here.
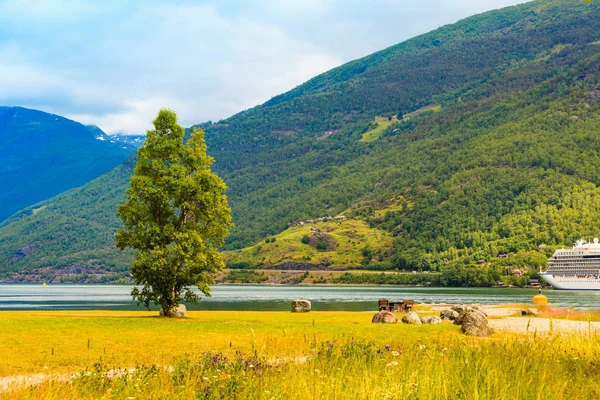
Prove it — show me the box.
[540,273,600,290]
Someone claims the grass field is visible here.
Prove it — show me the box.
[360,120,394,143]
[2,310,600,399]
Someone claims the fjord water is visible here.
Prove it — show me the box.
[1,284,599,311]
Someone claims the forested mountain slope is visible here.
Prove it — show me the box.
[2,0,600,281]
[0,107,136,222]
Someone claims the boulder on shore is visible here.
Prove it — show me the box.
[440,310,459,321]
[421,316,442,325]
[372,311,399,324]
[159,304,187,318]
[460,310,494,336]
[402,311,422,324]
[291,299,311,312]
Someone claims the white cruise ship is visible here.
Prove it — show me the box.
[540,238,600,290]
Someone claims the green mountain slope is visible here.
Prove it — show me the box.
[0,107,136,222]
[3,0,600,281]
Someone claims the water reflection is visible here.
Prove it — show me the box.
[0,284,599,311]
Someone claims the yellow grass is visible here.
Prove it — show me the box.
[3,310,600,399]
[0,310,453,377]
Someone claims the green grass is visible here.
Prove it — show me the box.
[3,311,600,399]
[360,120,394,142]
[360,106,442,143]
[224,219,393,268]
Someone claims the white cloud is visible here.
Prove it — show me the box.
[0,0,527,134]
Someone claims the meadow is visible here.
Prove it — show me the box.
[1,310,599,399]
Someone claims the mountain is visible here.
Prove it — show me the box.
[86,126,146,149]
[3,0,600,282]
[0,107,136,222]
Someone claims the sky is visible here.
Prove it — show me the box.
[0,0,527,134]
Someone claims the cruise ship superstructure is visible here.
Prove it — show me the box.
[540,238,600,290]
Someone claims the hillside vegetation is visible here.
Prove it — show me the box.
[3,0,600,281]
[224,219,394,269]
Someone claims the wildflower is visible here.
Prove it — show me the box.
[391,351,399,357]
[203,377,209,381]
[386,361,399,367]
[249,364,254,368]
[419,344,426,350]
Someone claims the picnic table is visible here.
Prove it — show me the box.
[378,299,414,312]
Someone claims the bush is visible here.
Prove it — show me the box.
[225,261,253,270]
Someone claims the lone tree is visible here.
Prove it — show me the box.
[116,109,232,317]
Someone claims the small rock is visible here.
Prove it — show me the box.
[461,310,494,337]
[372,311,398,324]
[440,310,459,321]
[401,311,422,324]
[159,304,187,318]
[421,316,442,324]
[291,299,311,312]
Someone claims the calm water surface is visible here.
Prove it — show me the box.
[1,284,600,311]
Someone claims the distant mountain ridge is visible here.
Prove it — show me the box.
[0,107,136,222]
[86,126,146,149]
[3,0,600,282]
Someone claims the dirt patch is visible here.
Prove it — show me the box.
[339,231,359,239]
[268,262,343,271]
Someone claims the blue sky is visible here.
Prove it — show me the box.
[0,0,527,134]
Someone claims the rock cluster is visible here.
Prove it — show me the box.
[436,304,494,336]
[372,311,399,323]
[291,299,311,312]
[440,310,459,321]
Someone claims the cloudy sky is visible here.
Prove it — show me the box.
[0,0,527,134]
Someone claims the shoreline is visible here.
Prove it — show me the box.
[0,280,549,289]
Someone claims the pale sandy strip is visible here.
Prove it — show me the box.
[489,317,600,334]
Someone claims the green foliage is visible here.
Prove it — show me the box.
[221,269,268,283]
[5,1,600,283]
[315,241,328,251]
[115,109,232,313]
[330,272,439,285]
[226,261,253,270]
